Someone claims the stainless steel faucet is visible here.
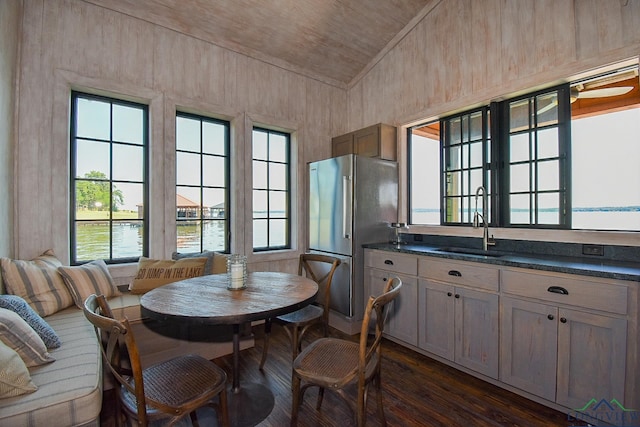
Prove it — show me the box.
[473,186,496,251]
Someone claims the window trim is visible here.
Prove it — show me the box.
[251,126,292,252]
[69,91,149,265]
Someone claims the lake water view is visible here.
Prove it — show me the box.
[76,221,227,261]
[411,209,640,231]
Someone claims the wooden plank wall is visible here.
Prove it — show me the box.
[348,0,640,245]
[11,0,640,269]
[13,0,347,274]
[350,0,640,128]
[0,0,20,262]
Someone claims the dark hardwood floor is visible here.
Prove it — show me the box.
[101,324,571,426]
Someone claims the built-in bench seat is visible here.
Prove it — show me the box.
[0,252,254,426]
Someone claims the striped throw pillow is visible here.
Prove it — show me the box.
[0,250,75,317]
[0,308,55,367]
[58,259,121,308]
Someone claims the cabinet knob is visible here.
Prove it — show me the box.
[447,292,452,297]
[547,314,554,320]
[560,317,567,323]
[448,270,462,277]
[455,294,460,299]
[384,259,394,265]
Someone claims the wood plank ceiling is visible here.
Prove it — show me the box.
[82,0,435,88]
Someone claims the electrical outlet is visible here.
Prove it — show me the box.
[582,244,604,256]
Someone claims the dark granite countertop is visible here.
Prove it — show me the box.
[364,242,640,282]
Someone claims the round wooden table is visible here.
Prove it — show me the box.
[140,271,318,427]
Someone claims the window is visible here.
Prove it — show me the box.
[500,87,570,227]
[70,92,148,264]
[409,64,640,231]
[252,127,291,251]
[176,113,230,253]
[409,121,440,225]
[442,108,491,225]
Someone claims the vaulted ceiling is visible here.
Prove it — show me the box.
[83,0,436,88]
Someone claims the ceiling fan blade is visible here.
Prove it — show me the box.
[577,86,634,99]
[537,99,557,115]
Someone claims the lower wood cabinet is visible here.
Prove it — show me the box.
[556,308,627,410]
[363,248,638,426]
[501,296,627,410]
[365,249,418,346]
[368,268,418,346]
[418,278,499,379]
[500,297,558,401]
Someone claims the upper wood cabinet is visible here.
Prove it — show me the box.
[331,123,397,160]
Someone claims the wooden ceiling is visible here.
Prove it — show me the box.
[83,0,435,88]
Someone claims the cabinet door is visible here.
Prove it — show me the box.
[353,125,380,157]
[556,308,627,411]
[418,279,455,360]
[454,287,499,378]
[332,133,354,157]
[500,297,558,401]
[368,268,417,345]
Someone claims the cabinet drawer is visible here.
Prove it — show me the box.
[365,250,417,276]
[501,269,628,315]
[418,257,499,292]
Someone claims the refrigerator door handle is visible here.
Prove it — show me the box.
[343,175,352,239]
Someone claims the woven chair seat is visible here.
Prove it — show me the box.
[83,294,229,426]
[293,338,378,388]
[276,304,323,325]
[290,277,402,427]
[121,354,227,416]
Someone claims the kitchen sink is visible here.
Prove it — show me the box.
[435,247,505,258]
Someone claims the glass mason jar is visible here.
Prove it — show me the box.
[227,254,247,290]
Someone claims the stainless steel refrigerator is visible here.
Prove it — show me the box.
[308,154,398,323]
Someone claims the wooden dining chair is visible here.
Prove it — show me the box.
[290,276,402,427]
[259,253,341,370]
[83,294,229,427]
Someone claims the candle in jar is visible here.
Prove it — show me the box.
[230,263,244,288]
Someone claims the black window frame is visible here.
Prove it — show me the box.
[408,84,571,229]
[70,91,149,265]
[175,111,231,254]
[497,84,571,228]
[440,106,492,226]
[251,127,291,252]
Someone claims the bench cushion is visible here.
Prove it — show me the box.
[0,306,101,427]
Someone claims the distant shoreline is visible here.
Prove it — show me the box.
[413,206,640,213]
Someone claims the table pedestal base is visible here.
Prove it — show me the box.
[228,382,275,427]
